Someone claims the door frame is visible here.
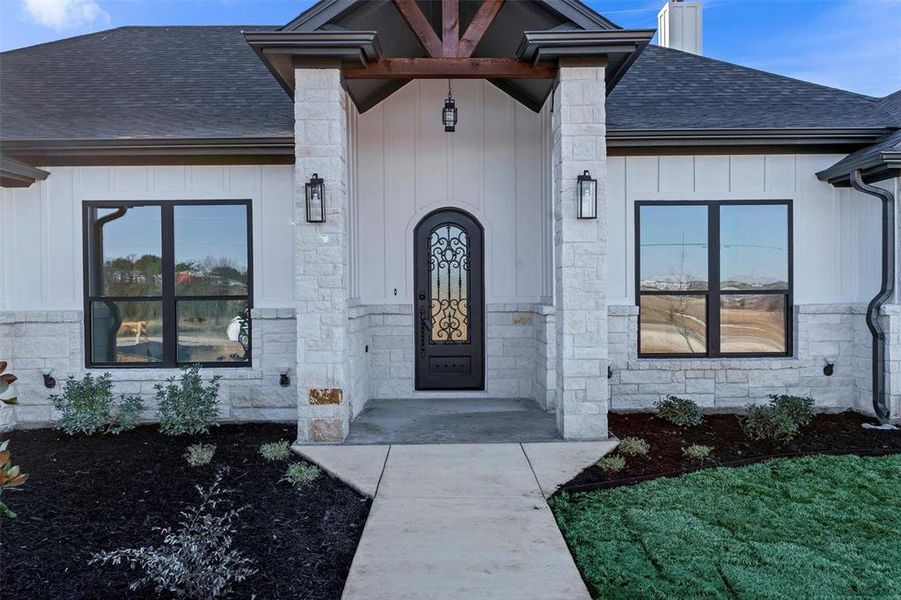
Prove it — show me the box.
[413,207,486,391]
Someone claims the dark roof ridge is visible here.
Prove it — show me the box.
[0,24,278,56]
[647,44,883,103]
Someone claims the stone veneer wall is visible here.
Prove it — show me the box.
[607,303,876,413]
[0,309,297,431]
[345,304,556,411]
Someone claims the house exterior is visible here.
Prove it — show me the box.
[1,0,899,441]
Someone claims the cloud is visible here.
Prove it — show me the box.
[22,0,111,31]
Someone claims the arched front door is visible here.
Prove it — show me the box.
[413,208,485,390]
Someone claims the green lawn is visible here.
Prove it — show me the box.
[552,455,901,599]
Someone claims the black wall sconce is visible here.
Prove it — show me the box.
[41,368,56,389]
[305,173,325,223]
[823,361,835,377]
[577,170,597,219]
[279,369,291,388]
[607,365,613,379]
[443,80,457,132]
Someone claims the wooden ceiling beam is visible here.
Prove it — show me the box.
[393,0,443,58]
[343,58,557,79]
[458,0,504,58]
[442,0,460,58]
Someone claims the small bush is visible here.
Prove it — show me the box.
[769,394,815,427]
[740,395,816,443]
[0,440,28,518]
[90,471,255,599]
[259,440,291,462]
[618,437,650,456]
[655,395,703,427]
[682,444,713,460]
[156,366,222,436]
[185,443,216,467]
[281,463,320,489]
[597,455,626,474]
[740,403,800,442]
[50,373,143,435]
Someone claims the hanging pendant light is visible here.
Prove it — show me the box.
[443,79,458,133]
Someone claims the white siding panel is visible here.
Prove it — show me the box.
[607,153,882,306]
[355,79,549,304]
[0,165,295,311]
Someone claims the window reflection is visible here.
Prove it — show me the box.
[721,204,789,290]
[90,300,164,364]
[92,206,162,297]
[177,300,250,363]
[639,205,708,291]
[175,205,249,296]
[721,294,786,353]
[639,295,707,354]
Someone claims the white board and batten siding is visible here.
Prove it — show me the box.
[350,79,554,306]
[606,154,885,307]
[0,166,295,311]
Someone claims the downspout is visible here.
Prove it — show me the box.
[850,169,894,423]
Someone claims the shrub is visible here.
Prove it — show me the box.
[186,443,216,467]
[617,437,650,456]
[769,394,815,427]
[0,361,18,407]
[655,395,703,427]
[682,444,713,460]
[281,463,320,489]
[156,366,222,436]
[90,471,255,599]
[50,373,143,435]
[740,403,800,442]
[259,440,291,462]
[0,440,28,518]
[597,455,626,474]
[740,395,816,443]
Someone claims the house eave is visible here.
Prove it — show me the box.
[608,127,890,149]
[1,137,295,166]
[0,156,50,188]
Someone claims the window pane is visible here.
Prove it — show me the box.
[175,205,249,296]
[639,294,707,354]
[721,204,789,290]
[177,300,249,363]
[721,294,787,353]
[90,300,164,363]
[639,205,708,291]
[90,206,162,296]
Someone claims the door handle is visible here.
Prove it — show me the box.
[419,306,432,352]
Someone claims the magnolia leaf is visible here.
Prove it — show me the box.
[0,361,6,374]
[0,440,7,452]
[6,465,19,478]
[9,473,27,486]
[0,374,16,385]
[0,500,16,519]
[0,450,9,466]
[1,397,17,405]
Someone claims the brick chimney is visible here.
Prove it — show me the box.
[658,0,703,55]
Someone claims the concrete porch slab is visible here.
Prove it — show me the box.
[522,440,619,498]
[292,444,389,497]
[376,443,542,499]
[342,496,591,600]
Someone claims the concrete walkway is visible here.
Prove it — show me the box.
[294,440,616,599]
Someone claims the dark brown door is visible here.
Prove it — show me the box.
[414,208,485,390]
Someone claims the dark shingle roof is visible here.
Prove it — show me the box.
[816,129,901,183]
[606,44,898,131]
[0,26,897,143]
[0,26,294,140]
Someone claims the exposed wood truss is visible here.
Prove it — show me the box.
[393,0,443,57]
[459,0,505,58]
[378,0,541,79]
[343,57,555,79]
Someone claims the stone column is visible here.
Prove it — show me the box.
[551,58,609,439]
[294,66,352,442]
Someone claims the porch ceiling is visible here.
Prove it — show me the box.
[245,0,654,113]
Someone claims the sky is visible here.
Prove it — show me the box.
[0,0,898,97]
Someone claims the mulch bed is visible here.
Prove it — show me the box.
[561,410,901,493]
[1,423,370,599]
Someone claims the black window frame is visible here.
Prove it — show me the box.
[82,199,254,369]
[635,199,793,359]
